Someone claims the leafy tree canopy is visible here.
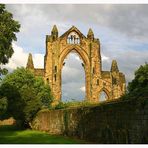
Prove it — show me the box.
[0,68,53,127]
[0,4,20,75]
[128,63,148,93]
[121,63,148,100]
[0,97,7,117]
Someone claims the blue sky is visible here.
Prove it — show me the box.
[4,4,148,101]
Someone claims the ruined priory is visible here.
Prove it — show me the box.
[26,25,126,104]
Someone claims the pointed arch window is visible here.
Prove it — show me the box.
[46,78,49,84]
[97,79,99,85]
[99,90,109,102]
[67,31,80,44]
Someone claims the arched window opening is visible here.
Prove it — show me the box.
[46,78,49,84]
[99,90,108,102]
[62,52,85,102]
[55,66,57,73]
[67,31,80,44]
[97,79,99,85]
[93,67,95,74]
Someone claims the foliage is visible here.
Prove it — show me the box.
[0,125,85,144]
[0,4,20,76]
[128,63,148,93]
[0,68,53,126]
[54,101,68,109]
[54,100,98,109]
[122,63,148,100]
[34,77,52,108]
[0,97,8,117]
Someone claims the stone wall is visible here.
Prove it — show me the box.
[0,117,16,126]
[31,98,148,144]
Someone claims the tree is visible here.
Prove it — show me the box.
[0,97,7,118]
[0,68,53,127]
[128,63,148,93]
[0,4,20,76]
[124,63,148,100]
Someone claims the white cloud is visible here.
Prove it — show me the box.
[101,54,109,61]
[61,53,85,101]
[6,4,148,43]
[75,56,81,61]
[4,43,28,70]
[33,54,44,68]
[4,43,44,71]
[80,86,85,92]
[4,4,148,100]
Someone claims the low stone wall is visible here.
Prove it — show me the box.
[0,117,16,126]
[31,98,148,144]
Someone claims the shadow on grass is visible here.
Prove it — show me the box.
[0,125,86,144]
[0,125,21,131]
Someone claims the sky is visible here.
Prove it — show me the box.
[3,4,148,101]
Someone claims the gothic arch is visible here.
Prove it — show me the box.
[26,25,126,104]
[98,88,111,101]
[59,45,91,101]
[59,45,90,68]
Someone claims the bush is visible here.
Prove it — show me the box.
[0,67,53,127]
[122,63,148,100]
[0,97,8,118]
[128,63,148,93]
[54,100,98,109]
[54,102,67,109]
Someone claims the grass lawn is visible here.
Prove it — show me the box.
[0,125,86,144]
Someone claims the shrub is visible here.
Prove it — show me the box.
[0,67,53,127]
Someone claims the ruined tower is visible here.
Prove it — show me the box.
[26,25,126,103]
[26,53,34,72]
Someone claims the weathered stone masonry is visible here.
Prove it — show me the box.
[26,25,126,103]
[31,98,148,144]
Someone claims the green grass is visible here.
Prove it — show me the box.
[53,99,121,110]
[0,125,86,144]
[54,100,100,109]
